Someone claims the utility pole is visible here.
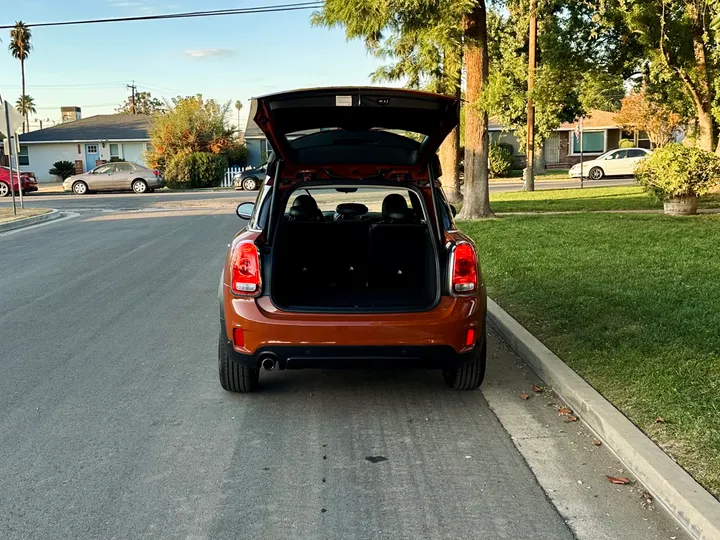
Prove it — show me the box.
[524,0,537,192]
[127,82,137,114]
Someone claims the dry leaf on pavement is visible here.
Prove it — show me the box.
[520,392,530,400]
[607,475,631,485]
[565,415,578,423]
[558,407,572,415]
[531,384,544,393]
[593,439,602,446]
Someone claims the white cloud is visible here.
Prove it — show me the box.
[184,48,236,58]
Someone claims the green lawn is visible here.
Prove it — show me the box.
[461,213,720,498]
[490,185,720,213]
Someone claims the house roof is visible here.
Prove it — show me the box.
[557,110,621,130]
[489,109,622,132]
[19,114,151,143]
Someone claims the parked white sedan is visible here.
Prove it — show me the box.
[569,148,651,180]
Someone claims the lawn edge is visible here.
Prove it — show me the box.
[0,209,61,232]
[487,297,720,540]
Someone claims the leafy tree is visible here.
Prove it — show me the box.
[9,22,32,132]
[607,0,720,151]
[117,91,165,115]
[16,95,36,120]
[615,89,683,148]
[312,0,495,216]
[49,161,76,180]
[145,95,233,170]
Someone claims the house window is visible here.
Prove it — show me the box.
[109,143,122,159]
[636,131,652,149]
[86,144,98,154]
[19,145,29,166]
[572,131,604,154]
[260,139,272,160]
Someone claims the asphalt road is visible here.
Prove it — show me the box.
[0,207,686,540]
[0,177,637,212]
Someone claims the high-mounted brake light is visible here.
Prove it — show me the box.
[231,241,261,295]
[451,243,478,295]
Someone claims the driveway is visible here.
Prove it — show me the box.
[0,206,686,540]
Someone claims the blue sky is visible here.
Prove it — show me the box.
[0,0,393,130]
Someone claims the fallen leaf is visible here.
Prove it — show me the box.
[558,407,572,415]
[655,417,665,424]
[565,415,578,423]
[607,475,631,485]
[531,384,544,393]
[593,439,602,447]
[520,392,530,400]
[640,491,653,504]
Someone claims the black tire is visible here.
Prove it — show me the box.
[132,179,149,194]
[242,177,259,191]
[218,326,259,392]
[588,167,604,180]
[443,330,487,390]
[72,181,89,195]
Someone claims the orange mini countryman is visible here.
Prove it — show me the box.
[218,87,486,392]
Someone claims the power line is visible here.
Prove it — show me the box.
[0,3,323,29]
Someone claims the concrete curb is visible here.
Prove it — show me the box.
[0,209,63,233]
[487,298,720,540]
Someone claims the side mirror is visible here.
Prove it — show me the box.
[237,202,255,220]
[450,204,457,217]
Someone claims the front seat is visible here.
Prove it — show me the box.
[381,194,415,223]
[289,194,323,221]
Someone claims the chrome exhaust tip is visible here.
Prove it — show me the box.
[261,357,276,371]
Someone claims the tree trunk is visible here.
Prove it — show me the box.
[21,58,27,133]
[458,0,493,220]
[439,131,460,203]
[691,24,714,151]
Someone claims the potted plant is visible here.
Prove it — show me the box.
[635,143,720,215]
[48,161,77,181]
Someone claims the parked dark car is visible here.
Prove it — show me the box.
[233,163,267,191]
[219,87,486,393]
[0,166,38,197]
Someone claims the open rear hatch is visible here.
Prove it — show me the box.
[253,87,460,168]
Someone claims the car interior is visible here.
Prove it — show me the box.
[271,188,439,312]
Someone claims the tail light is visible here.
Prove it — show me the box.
[153,169,160,177]
[231,241,261,296]
[450,242,478,295]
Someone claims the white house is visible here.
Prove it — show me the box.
[1,114,152,183]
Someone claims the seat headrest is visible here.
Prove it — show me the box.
[335,203,368,219]
[382,194,413,222]
[289,194,320,219]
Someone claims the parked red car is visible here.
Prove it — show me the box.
[0,166,38,197]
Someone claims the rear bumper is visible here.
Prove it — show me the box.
[221,290,486,367]
[220,323,485,370]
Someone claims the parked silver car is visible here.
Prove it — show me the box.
[63,162,165,195]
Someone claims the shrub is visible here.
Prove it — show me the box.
[224,143,248,167]
[109,157,126,162]
[164,152,228,189]
[48,161,76,180]
[488,143,514,178]
[635,143,720,200]
[618,139,635,149]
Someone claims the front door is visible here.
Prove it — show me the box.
[84,144,100,172]
[89,163,116,190]
[544,133,561,164]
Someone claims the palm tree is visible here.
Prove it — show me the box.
[234,100,243,135]
[9,21,33,133]
[16,95,36,129]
